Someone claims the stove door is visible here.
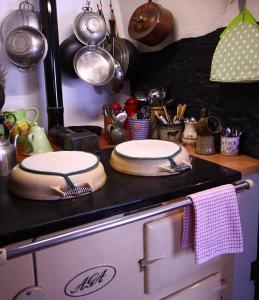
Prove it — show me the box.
[143,209,222,295]
[34,219,145,300]
[163,273,223,300]
[0,241,35,300]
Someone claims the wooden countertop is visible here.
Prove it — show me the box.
[183,145,259,177]
[99,135,259,177]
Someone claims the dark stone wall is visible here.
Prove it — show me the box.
[130,28,259,158]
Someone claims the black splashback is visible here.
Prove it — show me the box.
[130,27,259,158]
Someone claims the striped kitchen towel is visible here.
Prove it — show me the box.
[181,184,243,264]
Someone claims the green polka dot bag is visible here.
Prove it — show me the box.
[210,8,259,83]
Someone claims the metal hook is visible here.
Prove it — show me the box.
[109,0,114,18]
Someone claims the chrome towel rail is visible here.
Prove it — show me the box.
[0,179,254,263]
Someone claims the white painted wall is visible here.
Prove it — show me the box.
[0,0,258,128]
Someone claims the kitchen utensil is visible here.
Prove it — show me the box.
[115,37,140,79]
[1,0,40,41]
[0,114,17,176]
[108,17,140,79]
[115,111,127,124]
[148,89,161,106]
[150,106,167,138]
[110,139,191,176]
[59,34,84,78]
[106,16,125,93]
[4,26,48,70]
[8,151,106,200]
[73,46,115,86]
[128,0,173,46]
[25,123,53,155]
[163,106,170,123]
[222,127,232,137]
[73,6,106,46]
[110,59,124,94]
[173,104,187,123]
[113,59,124,80]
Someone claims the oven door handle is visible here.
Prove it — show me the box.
[139,255,166,268]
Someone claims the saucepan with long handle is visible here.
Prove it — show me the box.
[128,0,173,46]
[108,14,140,80]
[59,34,84,78]
[73,45,116,86]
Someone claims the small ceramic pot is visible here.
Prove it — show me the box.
[159,123,184,141]
[221,136,239,156]
[128,119,151,140]
[3,108,39,143]
[182,121,197,145]
[107,123,125,144]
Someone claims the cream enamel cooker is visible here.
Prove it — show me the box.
[8,151,106,200]
[110,139,192,176]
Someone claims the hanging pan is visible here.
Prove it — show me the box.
[73,5,106,46]
[128,0,173,46]
[108,16,140,80]
[59,34,83,78]
[73,45,116,86]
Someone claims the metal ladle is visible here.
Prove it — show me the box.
[148,89,161,106]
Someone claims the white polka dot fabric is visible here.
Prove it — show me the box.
[210,22,259,82]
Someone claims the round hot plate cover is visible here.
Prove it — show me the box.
[114,139,181,159]
[20,151,99,173]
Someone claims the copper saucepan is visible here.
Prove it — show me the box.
[128,0,173,47]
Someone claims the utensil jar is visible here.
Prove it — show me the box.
[221,136,240,156]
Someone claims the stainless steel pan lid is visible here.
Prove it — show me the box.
[114,139,181,159]
[20,150,99,173]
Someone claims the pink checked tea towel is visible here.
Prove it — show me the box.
[181,184,243,264]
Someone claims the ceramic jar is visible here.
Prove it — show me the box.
[107,123,125,144]
[25,123,53,155]
[182,120,197,145]
[3,108,39,143]
[159,123,184,142]
[128,118,151,140]
[150,107,167,139]
[221,136,240,156]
